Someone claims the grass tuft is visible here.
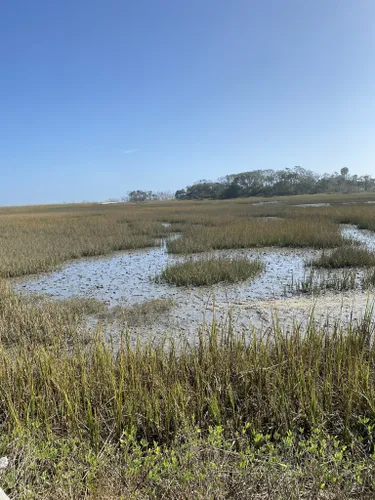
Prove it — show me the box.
[311,246,375,268]
[287,269,358,294]
[159,256,264,286]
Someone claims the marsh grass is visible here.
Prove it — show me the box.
[362,269,375,289]
[1,283,375,496]
[0,215,171,278]
[167,218,344,254]
[115,298,174,325]
[0,280,105,346]
[3,196,375,497]
[159,256,264,286]
[286,269,358,295]
[2,285,375,445]
[2,195,375,279]
[311,246,375,268]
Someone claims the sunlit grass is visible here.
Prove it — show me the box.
[115,298,174,325]
[1,195,375,279]
[167,218,343,253]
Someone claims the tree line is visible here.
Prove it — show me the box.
[174,167,375,200]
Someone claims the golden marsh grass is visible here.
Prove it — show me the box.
[1,195,375,278]
[1,195,375,497]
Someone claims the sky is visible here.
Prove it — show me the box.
[1,0,374,205]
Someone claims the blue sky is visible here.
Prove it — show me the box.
[1,1,374,205]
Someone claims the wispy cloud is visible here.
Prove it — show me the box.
[123,148,140,154]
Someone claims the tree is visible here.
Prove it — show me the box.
[175,189,187,200]
[128,190,151,202]
[152,191,174,201]
[171,166,375,201]
[340,167,349,178]
[181,182,225,200]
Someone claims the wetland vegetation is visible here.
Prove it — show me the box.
[2,193,375,498]
[311,245,375,269]
[159,256,264,286]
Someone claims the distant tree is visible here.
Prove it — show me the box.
[175,189,187,200]
[340,167,349,178]
[181,182,225,200]
[220,182,241,199]
[131,167,375,203]
[152,190,175,201]
[128,190,151,202]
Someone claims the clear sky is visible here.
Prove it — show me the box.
[1,0,374,205]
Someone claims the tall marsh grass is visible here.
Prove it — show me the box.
[1,283,375,446]
[287,269,358,295]
[0,214,170,278]
[167,218,343,253]
[0,282,375,496]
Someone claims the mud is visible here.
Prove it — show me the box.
[12,225,375,340]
